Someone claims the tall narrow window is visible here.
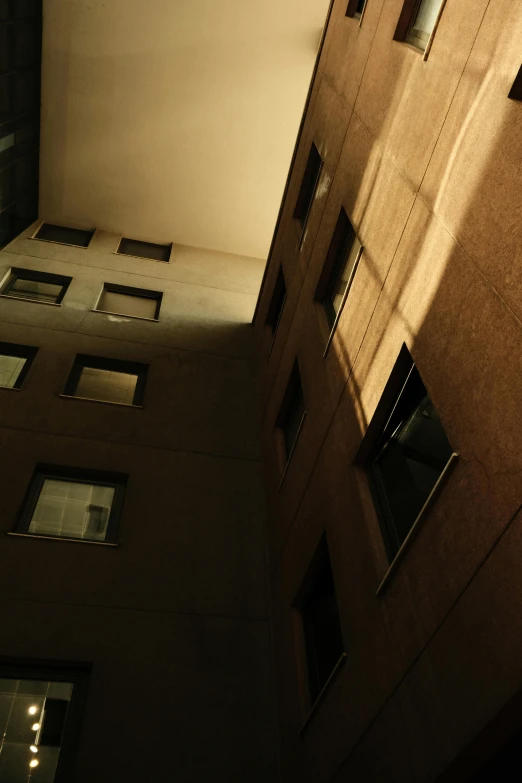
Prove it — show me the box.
[508,65,522,101]
[394,0,444,51]
[0,662,90,783]
[315,209,362,331]
[94,283,162,320]
[293,143,323,231]
[117,237,171,263]
[63,355,148,407]
[294,536,344,707]
[0,268,71,304]
[277,362,306,464]
[359,346,454,561]
[14,465,127,544]
[265,267,286,339]
[34,223,94,248]
[346,0,366,19]
[0,341,37,389]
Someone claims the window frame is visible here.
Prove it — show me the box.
[0,340,38,389]
[0,267,72,305]
[62,354,148,407]
[93,282,163,321]
[116,236,172,263]
[0,657,91,783]
[293,142,323,236]
[355,345,458,590]
[315,208,363,352]
[31,222,95,249]
[265,266,287,349]
[346,0,367,21]
[292,534,346,730]
[276,361,307,479]
[12,464,127,545]
[394,0,446,56]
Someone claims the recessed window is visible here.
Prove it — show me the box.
[315,209,362,331]
[14,465,127,544]
[94,283,162,321]
[0,661,89,783]
[117,237,172,263]
[277,362,306,464]
[293,143,323,231]
[63,355,148,407]
[360,346,454,561]
[394,0,444,51]
[346,0,367,18]
[294,536,344,707]
[508,65,522,101]
[0,268,71,305]
[34,223,94,248]
[265,267,286,339]
[0,341,37,389]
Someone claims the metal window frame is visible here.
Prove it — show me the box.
[0,266,72,304]
[92,282,163,321]
[12,464,128,544]
[62,353,148,407]
[0,339,38,388]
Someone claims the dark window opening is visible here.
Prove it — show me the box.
[14,465,127,544]
[508,65,522,101]
[34,223,94,248]
[363,346,453,561]
[315,209,362,330]
[265,267,286,338]
[293,143,322,230]
[0,267,71,304]
[63,354,148,407]
[277,362,306,463]
[394,0,443,50]
[0,341,37,389]
[94,283,162,320]
[295,536,344,706]
[346,0,366,18]
[117,237,171,263]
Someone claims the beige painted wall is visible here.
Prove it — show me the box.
[39,0,330,260]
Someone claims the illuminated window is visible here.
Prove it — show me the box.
[0,342,37,389]
[94,283,162,320]
[63,355,148,406]
[14,465,126,544]
[0,268,71,304]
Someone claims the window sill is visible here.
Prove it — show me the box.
[29,236,91,250]
[59,394,144,409]
[114,251,170,264]
[375,452,459,596]
[91,308,159,323]
[7,532,119,547]
[278,411,307,491]
[0,294,62,307]
[299,652,347,736]
[0,386,22,392]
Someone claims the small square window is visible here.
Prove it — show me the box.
[63,355,148,407]
[508,65,522,101]
[116,237,171,263]
[0,341,37,389]
[358,345,454,561]
[294,536,344,707]
[94,283,162,320]
[277,362,306,465]
[346,0,367,19]
[34,223,95,248]
[315,209,362,331]
[14,465,127,544]
[0,268,71,305]
[265,267,286,339]
[0,661,90,783]
[293,143,323,231]
[394,0,444,51]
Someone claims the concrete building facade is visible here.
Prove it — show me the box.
[253,0,522,781]
[0,225,278,781]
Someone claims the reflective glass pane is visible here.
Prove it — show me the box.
[28,479,115,541]
[97,290,157,319]
[9,279,61,303]
[75,367,138,405]
[0,354,26,388]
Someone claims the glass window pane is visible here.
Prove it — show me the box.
[408,0,443,46]
[97,290,157,319]
[75,367,138,405]
[9,278,61,303]
[329,237,361,320]
[0,354,26,388]
[28,479,115,541]
[0,678,73,783]
[118,238,170,262]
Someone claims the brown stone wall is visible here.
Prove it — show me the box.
[253,0,522,780]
